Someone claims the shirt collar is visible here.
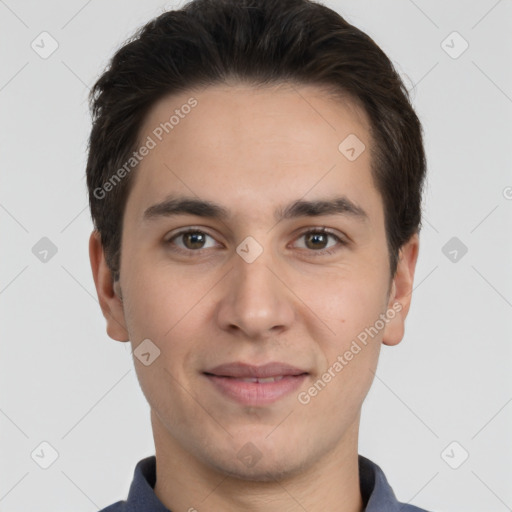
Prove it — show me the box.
[119,454,427,512]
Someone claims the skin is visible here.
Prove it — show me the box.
[90,82,419,512]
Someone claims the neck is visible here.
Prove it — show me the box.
[152,412,364,512]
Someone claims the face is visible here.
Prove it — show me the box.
[90,82,418,481]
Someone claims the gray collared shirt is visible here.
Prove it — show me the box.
[99,455,432,511]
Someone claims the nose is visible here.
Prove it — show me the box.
[215,248,295,340]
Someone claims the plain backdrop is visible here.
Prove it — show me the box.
[1,0,511,511]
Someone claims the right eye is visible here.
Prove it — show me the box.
[165,228,221,254]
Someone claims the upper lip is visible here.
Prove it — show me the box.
[204,362,308,378]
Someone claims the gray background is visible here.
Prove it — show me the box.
[1,0,511,510]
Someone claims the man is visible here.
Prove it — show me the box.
[87,0,429,510]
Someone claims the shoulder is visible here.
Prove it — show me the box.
[97,502,125,512]
[359,455,434,512]
[398,504,433,512]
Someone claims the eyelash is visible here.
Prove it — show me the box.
[164,227,347,257]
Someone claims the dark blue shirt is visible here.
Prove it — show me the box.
[99,455,431,511]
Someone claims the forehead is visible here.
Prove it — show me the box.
[125,82,381,225]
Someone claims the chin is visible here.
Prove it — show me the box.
[209,455,307,483]
[196,436,311,483]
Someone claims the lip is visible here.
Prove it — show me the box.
[204,362,307,378]
[203,362,309,406]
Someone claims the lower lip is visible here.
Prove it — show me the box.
[204,374,308,406]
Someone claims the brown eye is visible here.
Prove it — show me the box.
[166,229,218,252]
[304,232,330,250]
[293,228,345,255]
[182,231,207,249]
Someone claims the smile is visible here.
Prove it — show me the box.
[202,362,309,406]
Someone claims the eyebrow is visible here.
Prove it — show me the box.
[142,194,368,223]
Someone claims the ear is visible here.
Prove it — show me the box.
[89,230,129,342]
[382,233,419,347]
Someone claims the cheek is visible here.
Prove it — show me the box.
[297,265,388,405]
[298,274,385,418]
[120,267,206,414]
[120,259,215,393]
[302,263,389,339]
[121,252,209,340]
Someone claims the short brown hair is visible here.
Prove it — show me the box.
[86,0,426,280]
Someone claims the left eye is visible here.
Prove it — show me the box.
[292,229,342,253]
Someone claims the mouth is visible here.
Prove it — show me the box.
[204,361,308,379]
[214,375,290,383]
[202,362,309,406]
